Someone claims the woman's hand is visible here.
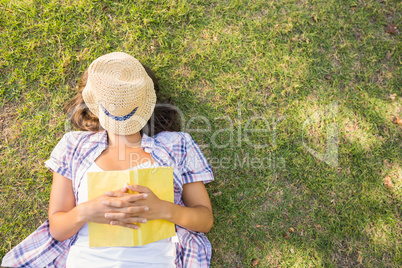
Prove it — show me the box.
[79,185,149,229]
[100,182,214,233]
[102,184,169,227]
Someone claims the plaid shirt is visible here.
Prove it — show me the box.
[2,131,214,267]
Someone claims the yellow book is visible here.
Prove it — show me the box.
[87,166,176,247]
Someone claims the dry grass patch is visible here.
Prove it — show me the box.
[0,102,19,144]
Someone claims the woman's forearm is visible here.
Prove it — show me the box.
[49,205,87,241]
[163,202,213,233]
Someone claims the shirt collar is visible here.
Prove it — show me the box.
[141,132,155,152]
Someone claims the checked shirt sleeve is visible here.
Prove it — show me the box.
[180,133,214,184]
[44,133,73,180]
[1,220,73,268]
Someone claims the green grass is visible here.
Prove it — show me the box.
[1,0,401,267]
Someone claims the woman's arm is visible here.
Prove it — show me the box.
[166,181,214,233]
[103,182,214,233]
[48,172,149,241]
[48,172,87,241]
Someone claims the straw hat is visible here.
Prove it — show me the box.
[82,52,156,135]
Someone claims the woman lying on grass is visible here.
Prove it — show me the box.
[2,52,214,268]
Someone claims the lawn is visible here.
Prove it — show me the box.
[0,0,401,267]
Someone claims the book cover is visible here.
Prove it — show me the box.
[87,166,176,247]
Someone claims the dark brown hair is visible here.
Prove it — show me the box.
[64,65,181,136]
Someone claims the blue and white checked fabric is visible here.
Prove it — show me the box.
[2,130,213,267]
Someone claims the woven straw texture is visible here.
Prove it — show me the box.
[82,52,156,135]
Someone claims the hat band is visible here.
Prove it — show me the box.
[99,102,139,122]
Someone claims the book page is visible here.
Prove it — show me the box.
[87,170,133,247]
[130,167,176,246]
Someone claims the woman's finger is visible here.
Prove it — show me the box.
[118,217,147,224]
[123,193,148,202]
[105,191,127,197]
[102,194,147,207]
[127,184,150,193]
[106,213,147,223]
[123,206,149,214]
[119,183,129,192]
[105,191,148,199]
[103,199,128,208]
[105,205,149,216]
[105,184,129,196]
[110,221,140,229]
